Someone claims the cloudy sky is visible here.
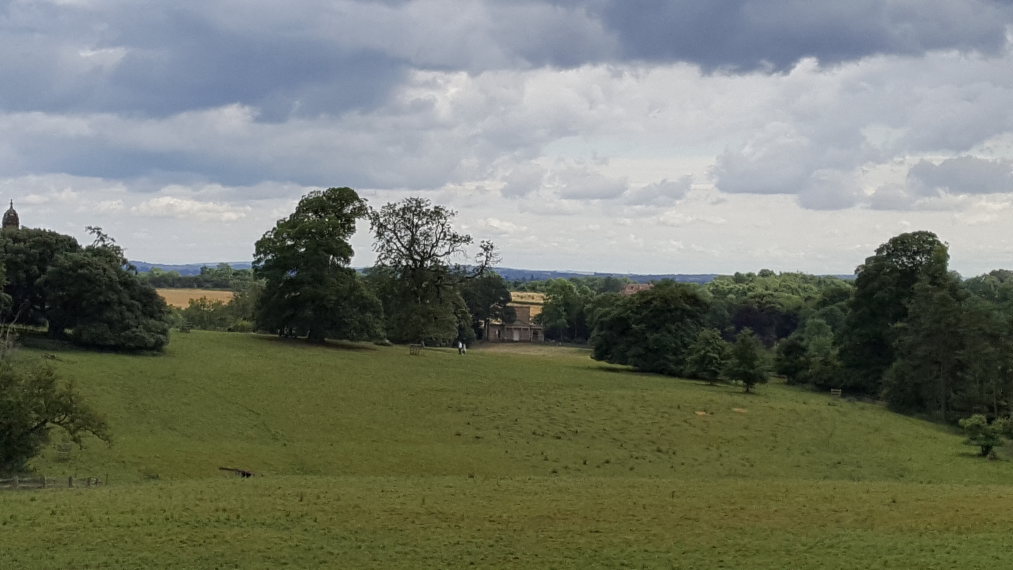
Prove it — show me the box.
[3,0,1013,275]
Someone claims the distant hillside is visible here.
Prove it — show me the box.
[131,261,852,283]
[492,267,721,284]
[131,261,253,275]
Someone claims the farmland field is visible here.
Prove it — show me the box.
[3,332,1013,568]
[157,288,235,308]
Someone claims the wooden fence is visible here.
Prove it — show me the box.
[0,475,105,490]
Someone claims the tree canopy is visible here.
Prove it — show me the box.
[1,227,170,351]
[253,187,382,342]
[838,231,948,394]
[368,197,491,344]
[0,361,110,474]
[591,281,709,376]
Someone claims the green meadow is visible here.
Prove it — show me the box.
[3,331,1013,569]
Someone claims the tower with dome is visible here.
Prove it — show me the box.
[2,200,19,231]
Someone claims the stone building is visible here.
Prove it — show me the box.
[620,282,653,296]
[485,302,545,342]
[2,200,19,231]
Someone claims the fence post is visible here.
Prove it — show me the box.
[68,476,73,488]
[41,475,46,489]
[13,476,18,489]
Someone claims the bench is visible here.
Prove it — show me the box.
[830,388,842,397]
[409,344,424,356]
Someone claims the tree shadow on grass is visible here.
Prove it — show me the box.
[253,334,379,352]
[18,330,165,357]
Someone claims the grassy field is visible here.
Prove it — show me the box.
[3,332,1013,568]
[157,288,235,308]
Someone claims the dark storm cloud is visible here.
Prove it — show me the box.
[3,0,1013,199]
[909,156,1013,196]
[0,2,409,119]
[597,0,1012,71]
[4,0,1009,121]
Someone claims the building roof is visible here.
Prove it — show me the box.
[2,200,19,230]
[620,283,653,296]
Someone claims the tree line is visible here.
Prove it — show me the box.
[205,187,1013,430]
[140,263,255,290]
[0,226,170,351]
[582,230,1013,430]
[249,187,512,346]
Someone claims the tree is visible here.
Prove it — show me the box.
[725,329,769,393]
[254,187,382,342]
[0,228,80,328]
[683,328,729,384]
[591,281,709,376]
[958,414,1008,457]
[783,317,842,389]
[369,196,474,283]
[459,272,514,339]
[181,297,232,330]
[0,362,110,473]
[954,296,1013,418]
[774,336,808,385]
[838,231,949,394]
[368,197,490,343]
[537,279,594,342]
[42,229,171,351]
[881,250,965,418]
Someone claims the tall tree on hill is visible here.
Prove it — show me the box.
[43,227,171,350]
[881,245,966,417]
[684,328,729,384]
[368,197,495,343]
[837,231,949,395]
[725,328,769,393]
[254,187,382,343]
[0,362,110,474]
[0,228,80,326]
[591,281,709,376]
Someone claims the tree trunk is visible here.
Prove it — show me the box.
[306,326,326,344]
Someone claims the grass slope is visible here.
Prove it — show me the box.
[3,332,1013,568]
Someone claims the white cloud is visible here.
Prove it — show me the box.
[477,217,528,235]
[623,176,692,206]
[551,166,628,200]
[133,196,250,222]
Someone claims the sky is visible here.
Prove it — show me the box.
[2,0,1013,276]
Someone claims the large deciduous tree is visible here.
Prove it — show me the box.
[0,226,171,351]
[43,228,171,351]
[254,187,382,343]
[881,245,965,417]
[684,328,729,384]
[368,197,490,343]
[837,231,949,395]
[591,281,709,376]
[725,328,770,393]
[0,228,80,327]
[0,362,110,474]
[537,279,594,342]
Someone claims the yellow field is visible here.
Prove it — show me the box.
[156,288,235,308]
[509,291,545,304]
